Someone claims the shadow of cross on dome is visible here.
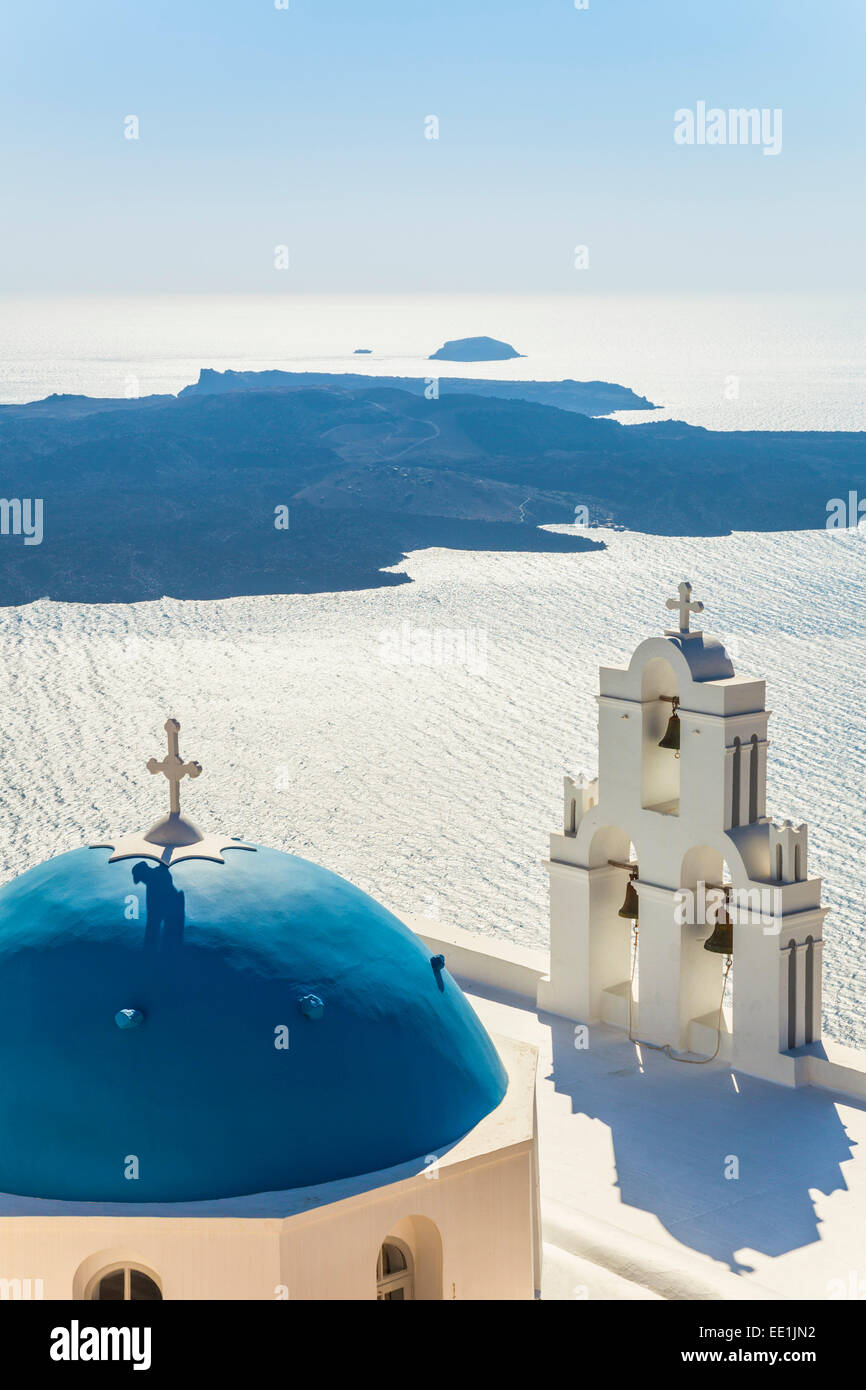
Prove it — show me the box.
[131,861,185,953]
[546,1014,858,1276]
[93,716,256,957]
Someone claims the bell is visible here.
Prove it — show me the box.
[658,710,680,752]
[618,877,639,922]
[704,900,733,955]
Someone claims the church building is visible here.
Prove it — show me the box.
[0,720,540,1300]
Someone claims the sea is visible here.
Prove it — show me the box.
[0,291,864,1044]
[0,290,863,431]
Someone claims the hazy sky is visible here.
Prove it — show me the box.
[1,0,863,292]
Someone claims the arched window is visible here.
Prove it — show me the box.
[376,1240,414,1301]
[794,845,802,882]
[776,844,783,882]
[749,734,759,823]
[568,798,576,835]
[731,738,741,827]
[87,1267,162,1301]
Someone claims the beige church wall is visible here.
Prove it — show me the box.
[276,1144,537,1300]
[275,1038,539,1301]
[0,1147,535,1301]
[0,1218,282,1300]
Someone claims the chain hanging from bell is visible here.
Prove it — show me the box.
[704,891,733,956]
[658,696,681,755]
[618,873,639,922]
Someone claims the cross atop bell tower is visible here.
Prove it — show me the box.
[146,717,202,816]
[665,580,704,635]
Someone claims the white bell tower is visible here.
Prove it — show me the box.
[538,582,826,1087]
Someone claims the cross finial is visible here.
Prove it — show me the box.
[665,580,704,635]
[146,717,202,816]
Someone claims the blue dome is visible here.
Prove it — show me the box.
[0,846,507,1202]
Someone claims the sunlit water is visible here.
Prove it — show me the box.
[1,526,865,1045]
[0,291,863,431]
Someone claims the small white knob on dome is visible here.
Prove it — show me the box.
[299,994,324,1020]
[115,1008,144,1030]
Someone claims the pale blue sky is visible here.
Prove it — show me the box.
[1,0,862,290]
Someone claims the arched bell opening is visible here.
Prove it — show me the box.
[679,846,733,1042]
[586,825,637,1023]
[717,860,735,1028]
[640,657,680,816]
[608,839,641,1025]
[587,824,632,871]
